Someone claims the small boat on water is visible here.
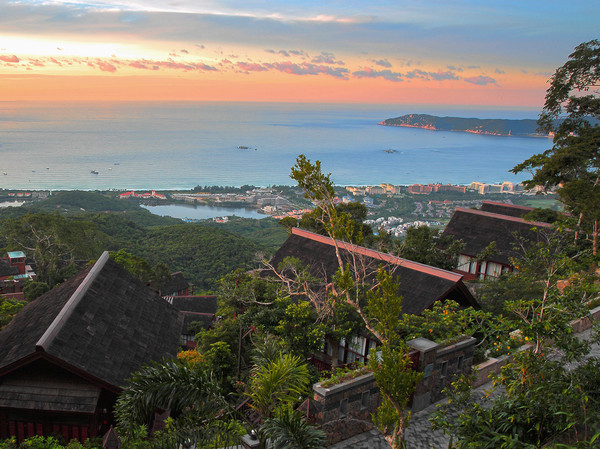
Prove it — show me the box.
[91,170,99,175]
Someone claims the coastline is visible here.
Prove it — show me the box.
[378,122,550,139]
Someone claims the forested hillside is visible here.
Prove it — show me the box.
[0,191,286,292]
[380,114,544,137]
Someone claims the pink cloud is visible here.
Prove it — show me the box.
[311,52,345,65]
[265,61,349,78]
[98,61,117,72]
[236,62,268,72]
[464,75,497,86]
[0,55,19,63]
[353,67,403,82]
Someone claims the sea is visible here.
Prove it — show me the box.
[0,101,551,191]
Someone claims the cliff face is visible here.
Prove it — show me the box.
[379,114,548,137]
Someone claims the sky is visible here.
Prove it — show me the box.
[0,0,598,106]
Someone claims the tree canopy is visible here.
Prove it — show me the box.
[512,39,600,253]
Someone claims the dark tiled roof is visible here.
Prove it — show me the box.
[170,295,217,315]
[0,252,184,389]
[268,228,477,315]
[168,295,217,331]
[0,259,19,278]
[182,312,215,331]
[480,201,534,218]
[442,207,552,265]
[159,272,189,295]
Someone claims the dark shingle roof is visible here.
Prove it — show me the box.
[0,259,19,278]
[268,228,477,315]
[170,295,217,315]
[0,252,183,389]
[442,207,552,265]
[159,272,189,295]
[169,295,217,331]
[480,201,534,218]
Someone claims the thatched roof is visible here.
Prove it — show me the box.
[0,252,183,390]
[269,228,477,315]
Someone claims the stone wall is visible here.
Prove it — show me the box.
[312,373,380,445]
[571,305,600,333]
[408,336,477,411]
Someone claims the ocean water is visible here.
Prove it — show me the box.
[0,101,550,191]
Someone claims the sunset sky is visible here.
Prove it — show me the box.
[1,0,597,106]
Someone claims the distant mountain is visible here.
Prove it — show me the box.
[379,114,548,137]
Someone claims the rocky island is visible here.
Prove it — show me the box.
[379,113,548,137]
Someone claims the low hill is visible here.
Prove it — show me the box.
[379,114,547,137]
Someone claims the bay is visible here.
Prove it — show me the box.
[0,101,549,191]
[140,203,265,220]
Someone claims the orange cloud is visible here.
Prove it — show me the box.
[0,54,19,63]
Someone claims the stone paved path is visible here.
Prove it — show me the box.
[329,328,599,449]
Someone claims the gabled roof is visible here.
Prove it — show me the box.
[268,228,477,315]
[170,295,217,315]
[0,259,19,278]
[0,252,184,390]
[159,272,190,295]
[442,207,553,265]
[480,201,534,218]
[168,295,217,331]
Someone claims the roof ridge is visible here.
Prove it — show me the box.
[36,251,110,352]
[291,227,463,282]
[453,207,553,227]
[481,200,534,210]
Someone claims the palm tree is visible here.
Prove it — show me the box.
[114,359,239,448]
[245,352,310,421]
[261,407,326,449]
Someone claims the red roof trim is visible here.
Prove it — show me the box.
[291,227,463,282]
[453,207,553,228]
[481,200,535,211]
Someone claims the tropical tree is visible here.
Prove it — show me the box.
[511,39,600,254]
[431,230,600,447]
[114,359,238,448]
[1,212,105,285]
[0,297,25,329]
[261,407,326,449]
[396,224,463,270]
[22,281,50,301]
[366,270,424,448]
[290,155,426,448]
[245,352,310,422]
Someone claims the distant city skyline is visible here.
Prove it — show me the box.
[0,1,597,106]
